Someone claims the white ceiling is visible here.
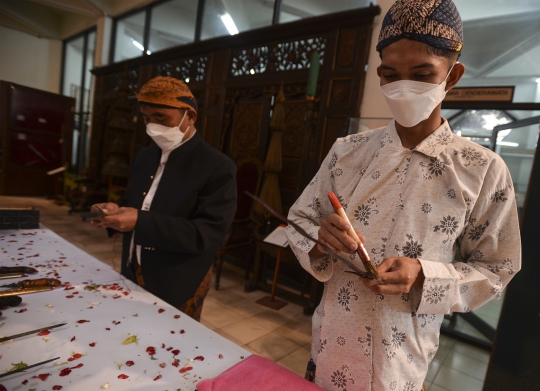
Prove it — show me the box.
[1,0,539,82]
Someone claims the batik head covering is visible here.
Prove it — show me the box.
[376,0,463,53]
[136,76,197,113]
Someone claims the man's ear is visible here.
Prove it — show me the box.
[446,62,465,91]
[188,110,197,124]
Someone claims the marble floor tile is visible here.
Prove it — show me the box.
[219,318,272,345]
[247,331,303,362]
[276,346,311,377]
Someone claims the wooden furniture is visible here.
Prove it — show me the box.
[0,81,75,197]
[214,156,263,290]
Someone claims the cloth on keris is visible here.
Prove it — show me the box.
[286,120,521,391]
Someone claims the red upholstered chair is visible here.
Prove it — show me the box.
[213,157,263,290]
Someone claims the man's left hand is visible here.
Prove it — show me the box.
[99,207,138,232]
[362,257,424,295]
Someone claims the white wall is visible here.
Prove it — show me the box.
[359,0,393,127]
[0,25,62,93]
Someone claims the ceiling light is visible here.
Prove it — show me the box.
[221,14,238,35]
[536,77,540,83]
[132,40,144,51]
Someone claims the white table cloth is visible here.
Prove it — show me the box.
[0,227,249,390]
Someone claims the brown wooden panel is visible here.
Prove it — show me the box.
[229,100,265,159]
[335,28,358,69]
[328,77,354,108]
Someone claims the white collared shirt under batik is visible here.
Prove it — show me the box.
[286,120,521,391]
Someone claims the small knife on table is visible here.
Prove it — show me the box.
[0,267,38,275]
[0,278,61,289]
[0,357,61,378]
[0,285,55,298]
[0,323,67,344]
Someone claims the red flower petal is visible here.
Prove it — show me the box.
[89,342,96,347]
[159,362,166,368]
[59,368,72,377]
[154,375,162,381]
[37,373,50,381]
[161,343,165,349]
[166,347,172,351]
[171,349,180,356]
[70,336,76,342]
[146,346,156,355]
[22,379,28,385]
[113,294,121,299]
[38,330,50,336]
[53,386,63,390]
[125,361,134,367]
[218,354,224,359]
[77,320,89,324]
[158,309,165,313]
[0,385,5,391]
[174,315,180,319]
[66,295,74,298]
[15,308,27,313]
[170,331,175,334]
[123,291,129,296]
[105,328,110,330]
[194,356,204,361]
[172,361,179,367]
[118,374,129,379]
[71,363,83,369]
[179,329,185,334]
[179,366,193,373]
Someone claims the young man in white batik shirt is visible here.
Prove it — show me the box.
[286,1,521,390]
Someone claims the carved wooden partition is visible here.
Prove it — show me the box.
[90,5,380,211]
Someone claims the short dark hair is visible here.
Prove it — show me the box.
[425,45,461,62]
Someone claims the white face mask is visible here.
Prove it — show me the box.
[381,65,455,128]
[146,111,189,151]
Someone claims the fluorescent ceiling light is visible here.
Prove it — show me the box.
[536,77,540,83]
[221,13,238,35]
[132,40,144,51]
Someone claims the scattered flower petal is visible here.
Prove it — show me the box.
[158,309,165,313]
[122,335,138,345]
[38,330,50,336]
[118,374,129,379]
[125,361,134,367]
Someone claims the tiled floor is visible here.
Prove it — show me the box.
[1,196,492,390]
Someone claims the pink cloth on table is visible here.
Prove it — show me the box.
[196,355,325,391]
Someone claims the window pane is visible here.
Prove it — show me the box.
[280,0,373,23]
[62,35,84,100]
[201,0,274,41]
[83,31,96,112]
[149,0,196,53]
[113,11,146,62]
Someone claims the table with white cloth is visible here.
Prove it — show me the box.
[0,227,249,390]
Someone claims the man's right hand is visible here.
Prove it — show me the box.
[309,212,365,257]
[89,203,119,228]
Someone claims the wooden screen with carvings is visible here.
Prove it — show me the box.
[90,5,380,211]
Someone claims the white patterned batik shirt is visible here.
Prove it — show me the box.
[286,119,521,391]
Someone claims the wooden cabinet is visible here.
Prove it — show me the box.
[0,81,75,196]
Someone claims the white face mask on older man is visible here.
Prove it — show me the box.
[381,64,455,128]
[145,111,189,152]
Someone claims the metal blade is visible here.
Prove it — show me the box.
[245,192,374,279]
[0,273,25,280]
[0,283,17,288]
[0,357,60,378]
[0,285,54,298]
[0,323,67,344]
